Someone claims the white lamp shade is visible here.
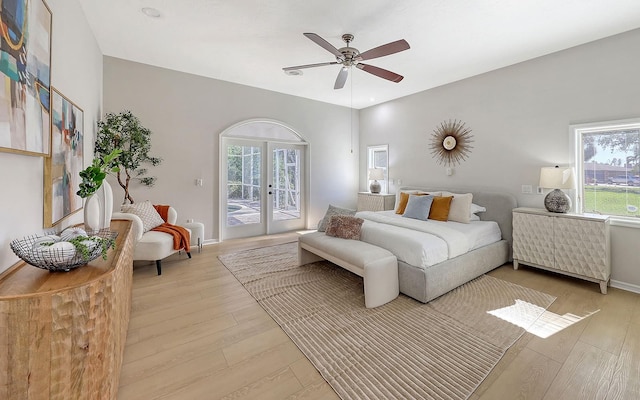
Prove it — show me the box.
[539,166,575,189]
[368,168,384,180]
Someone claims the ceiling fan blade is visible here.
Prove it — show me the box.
[304,33,343,58]
[359,39,410,61]
[356,63,404,83]
[283,61,338,71]
[334,67,348,89]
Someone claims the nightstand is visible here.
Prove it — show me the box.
[357,192,396,212]
[512,207,610,294]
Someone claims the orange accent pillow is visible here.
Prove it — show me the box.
[428,196,454,221]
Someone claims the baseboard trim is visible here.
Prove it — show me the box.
[610,279,640,294]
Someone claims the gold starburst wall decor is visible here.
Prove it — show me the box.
[430,119,474,166]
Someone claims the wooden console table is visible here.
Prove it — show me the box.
[0,220,134,400]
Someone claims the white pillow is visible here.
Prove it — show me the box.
[470,213,481,221]
[470,203,486,214]
[441,192,473,224]
[121,200,165,232]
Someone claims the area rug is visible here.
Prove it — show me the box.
[218,242,555,400]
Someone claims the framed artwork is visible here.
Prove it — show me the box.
[44,88,84,227]
[0,0,53,156]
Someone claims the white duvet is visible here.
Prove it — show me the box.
[355,210,502,269]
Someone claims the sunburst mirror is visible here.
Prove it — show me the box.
[429,119,474,166]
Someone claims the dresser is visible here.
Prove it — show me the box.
[0,220,134,400]
[512,207,610,294]
[357,192,396,212]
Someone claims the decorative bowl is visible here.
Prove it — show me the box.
[10,229,118,272]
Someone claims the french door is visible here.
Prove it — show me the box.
[222,138,305,240]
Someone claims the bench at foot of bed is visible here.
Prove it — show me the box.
[298,232,398,309]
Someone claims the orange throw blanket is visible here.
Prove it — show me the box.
[152,205,191,252]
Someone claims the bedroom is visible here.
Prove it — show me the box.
[0,0,639,399]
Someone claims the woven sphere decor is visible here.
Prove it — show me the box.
[430,119,474,166]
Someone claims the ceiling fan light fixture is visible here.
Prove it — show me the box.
[284,69,303,76]
[283,33,409,89]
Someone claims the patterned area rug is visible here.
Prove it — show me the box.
[219,242,555,400]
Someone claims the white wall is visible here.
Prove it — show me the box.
[360,28,640,288]
[0,0,103,274]
[103,57,359,241]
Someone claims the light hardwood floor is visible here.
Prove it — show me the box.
[118,233,640,400]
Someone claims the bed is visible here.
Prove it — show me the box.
[355,186,517,303]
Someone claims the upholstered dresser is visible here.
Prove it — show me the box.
[512,207,610,294]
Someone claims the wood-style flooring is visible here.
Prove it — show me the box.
[118,233,640,400]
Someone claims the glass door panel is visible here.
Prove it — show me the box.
[224,140,264,239]
[268,143,305,234]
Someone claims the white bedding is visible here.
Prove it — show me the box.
[355,210,502,269]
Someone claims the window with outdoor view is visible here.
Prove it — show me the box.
[574,119,640,218]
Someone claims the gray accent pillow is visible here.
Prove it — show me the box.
[402,195,434,221]
[318,204,356,232]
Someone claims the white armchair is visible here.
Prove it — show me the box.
[112,206,191,275]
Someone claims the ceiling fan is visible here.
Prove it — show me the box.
[283,33,410,89]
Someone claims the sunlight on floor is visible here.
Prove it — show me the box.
[488,299,600,339]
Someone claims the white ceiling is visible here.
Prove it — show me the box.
[79,0,640,109]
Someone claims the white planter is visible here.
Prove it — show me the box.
[83,181,113,233]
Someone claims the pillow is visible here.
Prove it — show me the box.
[395,191,441,214]
[470,203,486,216]
[121,200,165,232]
[325,215,364,240]
[318,205,356,232]
[396,191,421,214]
[441,192,473,224]
[428,196,453,221]
[470,213,481,221]
[402,195,434,221]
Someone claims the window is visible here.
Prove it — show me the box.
[573,119,640,219]
[367,145,389,193]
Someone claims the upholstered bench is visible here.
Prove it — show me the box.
[298,232,399,308]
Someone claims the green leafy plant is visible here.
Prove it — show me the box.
[76,149,122,198]
[67,236,116,261]
[93,111,162,204]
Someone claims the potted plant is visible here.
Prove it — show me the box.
[77,149,122,198]
[78,149,122,232]
[93,111,162,204]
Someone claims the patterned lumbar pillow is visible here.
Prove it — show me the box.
[121,200,166,232]
[325,215,364,240]
[318,205,356,232]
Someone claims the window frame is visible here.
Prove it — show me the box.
[572,117,640,227]
[367,144,389,194]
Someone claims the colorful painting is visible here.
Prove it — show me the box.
[44,88,83,227]
[0,0,52,156]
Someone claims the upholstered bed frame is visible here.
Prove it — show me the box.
[393,187,518,303]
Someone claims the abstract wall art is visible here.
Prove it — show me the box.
[44,88,84,227]
[0,0,52,156]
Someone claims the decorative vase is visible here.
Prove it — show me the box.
[84,181,113,233]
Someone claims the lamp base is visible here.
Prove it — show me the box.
[544,189,571,213]
[370,180,381,194]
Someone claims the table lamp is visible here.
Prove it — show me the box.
[539,166,575,213]
[368,168,384,194]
